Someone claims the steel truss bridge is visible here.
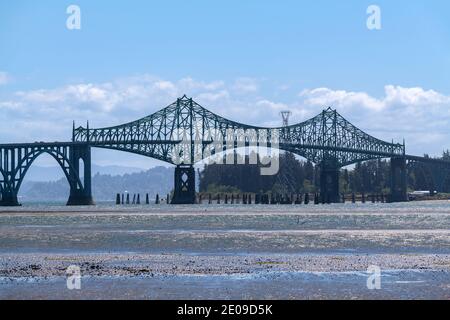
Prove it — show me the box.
[1,95,449,205]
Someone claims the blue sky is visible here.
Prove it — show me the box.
[1,1,450,168]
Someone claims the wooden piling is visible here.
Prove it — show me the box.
[304,193,310,205]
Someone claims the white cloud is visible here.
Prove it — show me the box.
[0,75,237,144]
[0,72,10,85]
[1,76,450,160]
[300,87,384,111]
[298,85,450,156]
[0,101,22,111]
[152,80,176,92]
[232,77,260,94]
[256,99,287,111]
[179,77,224,91]
[384,85,450,107]
[300,85,450,112]
[196,90,229,102]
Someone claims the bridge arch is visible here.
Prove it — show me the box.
[0,144,93,206]
[12,148,84,198]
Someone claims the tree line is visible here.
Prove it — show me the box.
[199,151,450,194]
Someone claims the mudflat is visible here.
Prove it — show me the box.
[1,201,450,299]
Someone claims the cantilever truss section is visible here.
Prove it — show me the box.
[73,95,405,167]
[280,107,405,166]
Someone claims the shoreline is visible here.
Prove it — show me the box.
[1,202,450,299]
[2,252,450,278]
[1,252,450,300]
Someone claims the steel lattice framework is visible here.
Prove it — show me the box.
[0,142,93,206]
[73,95,405,167]
[280,107,405,166]
[3,95,450,206]
[0,143,83,193]
[406,155,450,192]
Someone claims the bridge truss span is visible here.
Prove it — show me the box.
[2,95,448,206]
[279,107,405,167]
[405,155,450,194]
[73,96,405,168]
[71,96,408,203]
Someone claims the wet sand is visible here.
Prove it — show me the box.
[1,202,450,299]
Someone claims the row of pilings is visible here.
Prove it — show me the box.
[115,193,171,205]
[196,193,387,204]
[116,192,387,205]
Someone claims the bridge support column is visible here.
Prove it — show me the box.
[67,144,94,206]
[430,166,448,194]
[171,164,196,204]
[319,160,341,203]
[0,191,20,206]
[0,146,20,206]
[389,157,407,202]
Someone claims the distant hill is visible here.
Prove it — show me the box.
[19,166,174,202]
[24,164,145,182]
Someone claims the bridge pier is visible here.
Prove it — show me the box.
[0,192,20,206]
[66,144,94,206]
[389,157,408,202]
[430,166,449,194]
[319,160,341,203]
[0,146,20,206]
[171,164,196,204]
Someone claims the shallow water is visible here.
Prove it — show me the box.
[1,270,449,300]
[1,201,450,299]
[1,201,450,254]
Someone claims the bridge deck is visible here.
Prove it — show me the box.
[1,142,448,167]
[405,155,450,166]
[0,142,87,148]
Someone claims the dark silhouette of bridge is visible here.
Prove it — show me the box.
[1,95,449,206]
